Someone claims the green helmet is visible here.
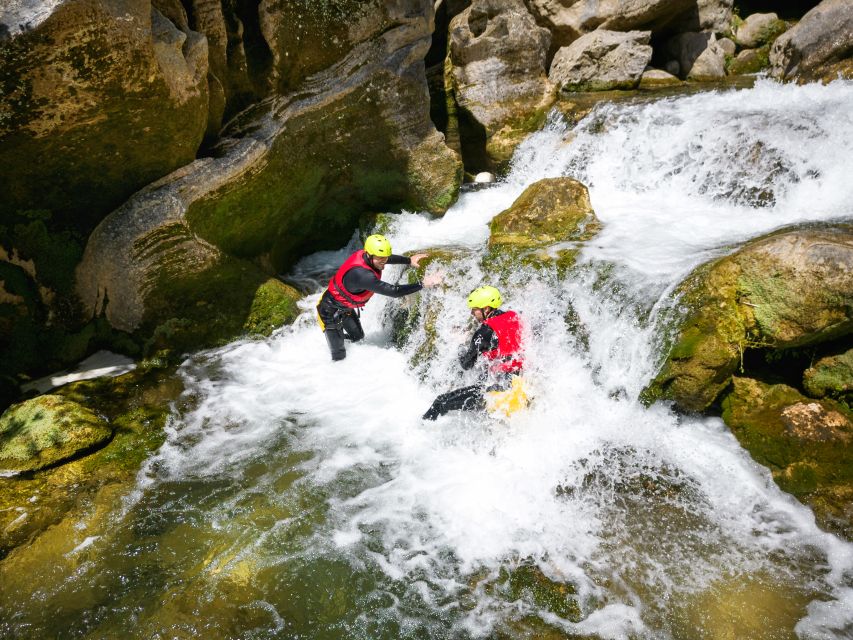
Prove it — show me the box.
[467,285,502,309]
[364,234,392,257]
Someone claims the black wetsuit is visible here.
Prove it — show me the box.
[422,310,516,420]
[318,254,421,361]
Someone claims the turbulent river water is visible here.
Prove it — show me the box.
[3,79,853,639]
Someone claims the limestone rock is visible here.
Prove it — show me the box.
[526,0,696,48]
[667,0,734,35]
[0,0,209,232]
[721,376,853,538]
[716,37,736,57]
[734,12,787,49]
[489,178,601,249]
[639,68,682,88]
[804,349,853,400]
[728,48,769,75]
[549,30,653,92]
[0,395,112,472]
[770,0,853,82]
[665,31,726,79]
[448,0,554,167]
[644,226,853,412]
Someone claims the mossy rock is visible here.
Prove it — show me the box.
[803,348,853,401]
[727,46,771,75]
[484,177,601,276]
[721,376,853,538]
[0,366,182,557]
[0,395,112,472]
[644,226,853,412]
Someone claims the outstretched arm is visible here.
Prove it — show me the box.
[342,268,423,298]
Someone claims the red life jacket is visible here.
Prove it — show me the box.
[483,310,524,373]
[327,250,382,308]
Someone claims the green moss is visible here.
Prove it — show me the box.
[0,395,112,472]
[142,255,301,359]
[494,561,581,622]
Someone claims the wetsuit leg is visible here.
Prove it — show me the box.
[317,297,348,361]
[340,312,364,342]
[422,385,486,420]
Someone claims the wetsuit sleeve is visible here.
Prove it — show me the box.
[459,324,498,370]
[387,254,412,265]
[342,267,423,298]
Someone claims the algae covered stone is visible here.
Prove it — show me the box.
[804,349,853,401]
[0,395,112,472]
[645,226,853,412]
[721,376,853,537]
[489,178,601,248]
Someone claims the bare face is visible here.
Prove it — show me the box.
[369,254,389,270]
[471,307,491,322]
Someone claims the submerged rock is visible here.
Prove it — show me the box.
[549,30,653,92]
[721,376,853,538]
[644,226,853,412]
[770,0,853,82]
[0,395,112,472]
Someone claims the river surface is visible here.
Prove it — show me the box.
[2,79,853,639]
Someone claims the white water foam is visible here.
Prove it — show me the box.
[133,79,853,637]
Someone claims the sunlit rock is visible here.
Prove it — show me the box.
[666,0,734,35]
[526,0,696,48]
[0,0,209,231]
[0,366,182,556]
[644,226,853,412]
[0,394,112,473]
[727,48,770,75]
[804,349,853,401]
[733,12,787,49]
[721,376,853,538]
[769,0,853,82]
[448,0,555,168]
[549,30,653,92]
[639,68,682,88]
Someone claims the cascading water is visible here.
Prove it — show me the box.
[3,79,853,639]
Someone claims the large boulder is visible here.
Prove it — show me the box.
[0,394,112,472]
[721,376,853,538]
[666,0,734,35]
[549,30,653,92]
[644,226,853,412]
[0,0,209,234]
[733,12,788,49]
[447,0,555,168]
[489,178,601,249]
[769,0,853,82]
[526,0,700,48]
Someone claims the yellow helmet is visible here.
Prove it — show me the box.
[364,234,392,257]
[467,285,502,309]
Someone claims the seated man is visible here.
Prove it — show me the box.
[423,285,525,420]
[317,234,439,361]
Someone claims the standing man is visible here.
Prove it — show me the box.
[318,234,439,361]
[423,285,526,420]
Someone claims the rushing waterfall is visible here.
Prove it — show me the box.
[4,79,853,639]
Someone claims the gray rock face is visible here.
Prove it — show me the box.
[667,0,734,34]
[448,0,553,164]
[735,12,784,48]
[549,30,653,91]
[665,31,726,79]
[526,0,696,47]
[770,0,853,81]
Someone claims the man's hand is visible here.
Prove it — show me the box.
[409,253,428,268]
[422,271,443,288]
